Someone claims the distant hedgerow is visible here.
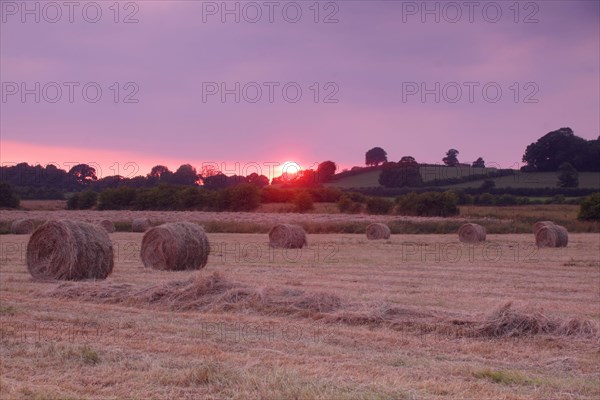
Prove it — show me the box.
[396,191,459,217]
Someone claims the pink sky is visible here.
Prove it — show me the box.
[1,1,598,177]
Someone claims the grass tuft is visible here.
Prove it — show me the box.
[473,368,538,386]
[0,304,17,315]
[159,364,220,387]
[75,345,100,365]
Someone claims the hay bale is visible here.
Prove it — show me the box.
[533,220,555,234]
[458,223,486,243]
[536,224,568,248]
[99,219,115,233]
[132,218,151,232]
[366,223,391,240]
[268,224,307,249]
[555,225,569,247]
[10,219,35,234]
[26,220,114,280]
[141,222,209,271]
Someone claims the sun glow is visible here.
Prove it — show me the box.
[276,161,302,178]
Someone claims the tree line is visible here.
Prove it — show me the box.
[0,126,598,199]
[362,127,599,172]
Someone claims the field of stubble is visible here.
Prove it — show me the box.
[1,228,599,399]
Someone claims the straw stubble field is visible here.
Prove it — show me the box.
[0,229,599,399]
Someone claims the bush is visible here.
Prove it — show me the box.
[308,187,343,202]
[67,193,79,210]
[262,187,342,204]
[173,187,218,210]
[578,193,600,220]
[346,192,368,203]
[476,193,495,205]
[79,191,98,209]
[366,197,394,214]
[98,187,138,210]
[337,196,363,213]
[0,181,20,208]
[133,185,179,210]
[396,191,459,217]
[261,187,296,203]
[293,191,314,213]
[67,191,97,210]
[452,189,474,205]
[175,187,202,209]
[495,194,517,206]
[222,184,261,212]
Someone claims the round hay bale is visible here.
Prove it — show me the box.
[535,224,568,248]
[366,223,391,240]
[555,225,569,247]
[268,224,307,249]
[141,222,209,271]
[132,218,151,232]
[99,219,115,233]
[458,223,486,243]
[26,220,114,280]
[10,219,35,234]
[533,221,555,234]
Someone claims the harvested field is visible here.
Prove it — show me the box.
[1,231,599,399]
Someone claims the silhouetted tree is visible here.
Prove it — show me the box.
[295,169,320,187]
[91,175,123,191]
[365,147,388,166]
[149,165,172,179]
[472,157,485,168]
[171,164,199,186]
[442,149,460,166]
[399,156,417,166]
[68,164,97,186]
[317,161,337,182]
[44,164,69,187]
[0,181,20,208]
[522,127,600,171]
[557,162,579,188]
[228,175,247,186]
[0,163,73,192]
[246,173,269,187]
[200,165,220,180]
[203,173,229,190]
[126,176,149,188]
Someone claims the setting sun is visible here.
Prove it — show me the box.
[281,161,302,174]
[274,160,303,179]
